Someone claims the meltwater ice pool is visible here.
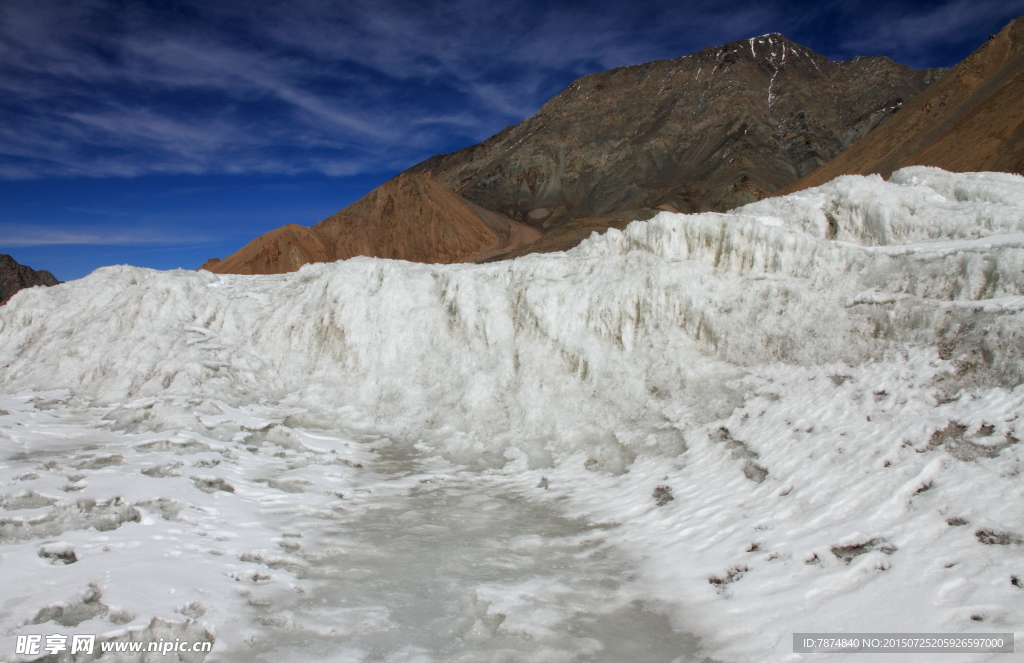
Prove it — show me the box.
[0,394,700,663]
[228,444,701,662]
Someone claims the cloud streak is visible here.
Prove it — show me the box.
[1,0,1021,181]
[0,228,206,247]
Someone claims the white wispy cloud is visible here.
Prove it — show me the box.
[0,0,1019,180]
[0,228,206,247]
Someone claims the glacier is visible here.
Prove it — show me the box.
[1,166,1023,662]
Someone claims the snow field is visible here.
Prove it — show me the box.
[0,392,376,661]
[513,350,1023,661]
[1,166,1023,661]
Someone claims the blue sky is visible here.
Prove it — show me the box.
[2,0,1022,280]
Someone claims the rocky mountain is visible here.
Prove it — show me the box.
[207,33,943,274]
[0,254,59,305]
[781,16,1024,193]
[202,172,540,274]
[411,34,943,228]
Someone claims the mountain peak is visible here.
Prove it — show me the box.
[204,172,541,274]
[412,33,942,227]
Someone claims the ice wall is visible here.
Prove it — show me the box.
[2,167,1024,461]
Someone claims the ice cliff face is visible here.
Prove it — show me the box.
[2,167,1023,464]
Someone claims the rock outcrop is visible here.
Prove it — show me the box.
[0,254,59,305]
[781,16,1024,193]
[203,172,540,274]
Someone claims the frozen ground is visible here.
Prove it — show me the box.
[1,167,1023,662]
[0,394,695,662]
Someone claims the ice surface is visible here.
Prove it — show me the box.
[1,167,1023,662]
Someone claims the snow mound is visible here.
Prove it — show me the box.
[2,167,1024,459]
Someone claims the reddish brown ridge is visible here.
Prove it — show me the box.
[202,172,540,275]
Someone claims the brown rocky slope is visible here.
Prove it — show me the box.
[780,16,1024,193]
[203,172,540,274]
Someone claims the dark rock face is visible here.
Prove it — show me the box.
[409,34,945,231]
[0,254,60,305]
